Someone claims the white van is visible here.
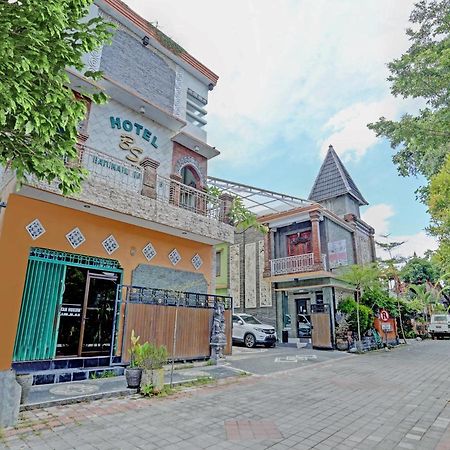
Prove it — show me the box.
[429,314,450,339]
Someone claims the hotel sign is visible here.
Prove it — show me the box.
[110,116,159,163]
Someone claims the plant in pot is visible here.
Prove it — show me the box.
[139,342,168,395]
[125,330,143,389]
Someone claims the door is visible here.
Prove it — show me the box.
[13,260,66,361]
[296,299,311,337]
[287,231,312,256]
[56,269,117,357]
[310,304,332,349]
[79,272,117,356]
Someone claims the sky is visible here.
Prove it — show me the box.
[125,0,438,259]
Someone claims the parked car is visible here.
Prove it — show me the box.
[297,314,312,337]
[429,314,450,339]
[232,313,277,348]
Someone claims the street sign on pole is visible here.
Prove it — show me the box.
[380,310,390,322]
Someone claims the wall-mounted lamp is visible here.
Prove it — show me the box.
[208,83,214,91]
[142,36,150,46]
[139,106,146,115]
[194,145,200,152]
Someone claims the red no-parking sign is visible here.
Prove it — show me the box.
[380,309,390,322]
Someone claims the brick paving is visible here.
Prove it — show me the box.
[2,340,450,449]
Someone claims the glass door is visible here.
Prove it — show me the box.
[79,272,117,356]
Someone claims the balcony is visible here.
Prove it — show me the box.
[18,145,234,244]
[269,253,328,276]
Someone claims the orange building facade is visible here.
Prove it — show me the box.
[0,0,234,385]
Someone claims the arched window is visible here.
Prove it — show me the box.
[181,166,198,189]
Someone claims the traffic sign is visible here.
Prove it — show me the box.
[380,310,390,322]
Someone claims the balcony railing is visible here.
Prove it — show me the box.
[270,253,329,276]
[156,175,224,221]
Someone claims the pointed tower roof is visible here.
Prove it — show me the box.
[308,145,368,205]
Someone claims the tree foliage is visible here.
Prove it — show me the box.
[428,154,450,245]
[368,0,450,188]
[0,0,113,194]
[400,255,440,284]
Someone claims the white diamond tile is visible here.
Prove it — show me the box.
[65,227,86,249]
[168,248,181,266]
[102,234,119,254]
[26,219,46,240]
[191,253,203,270]
[142,242,157,261]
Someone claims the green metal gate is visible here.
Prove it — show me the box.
[13,260,66,361]
[13,248,122,362]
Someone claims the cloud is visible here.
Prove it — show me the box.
[363,203,438,259]
[124,0,417,165]
[376,231,439,260]
[319,96,423,161]
[362,203,395,235]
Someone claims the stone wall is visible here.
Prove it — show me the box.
[29,177,234,244]
[100,29,176,113]
[231,228,277,326]
[132,264,207,293]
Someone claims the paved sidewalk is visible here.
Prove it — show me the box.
[22,363,241,410]
[2,340,450,449]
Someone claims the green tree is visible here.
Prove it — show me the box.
[400,255,440,284]
[368,0,450,191]
[408,284,440,321]
[340,264,381,346]
[0,0,112,194]
[428,154,450,279]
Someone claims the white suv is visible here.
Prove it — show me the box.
[232,313,277,348]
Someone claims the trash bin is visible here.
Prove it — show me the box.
[282,329,289,343]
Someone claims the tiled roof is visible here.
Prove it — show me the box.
[308,145,368,205]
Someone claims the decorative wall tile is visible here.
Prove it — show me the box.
[191,253,203,270]
[26,219,45,240]
[102,235,119,255]
[168,248,181,266]
[66,227,86,249]
[142,242,157,261]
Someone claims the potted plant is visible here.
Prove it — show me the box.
[140,342,168,394]
[125,330,143,389]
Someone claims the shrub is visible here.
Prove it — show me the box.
[338,297,374,334]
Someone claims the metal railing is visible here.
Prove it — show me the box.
[122,285,232,310]
[270,253,315,275]
[156,174,224,221]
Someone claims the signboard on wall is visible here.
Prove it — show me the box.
[327,240,348,269]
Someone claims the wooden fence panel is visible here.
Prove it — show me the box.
[122,304,214,361]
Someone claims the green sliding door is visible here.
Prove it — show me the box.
[13,260,66,361]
